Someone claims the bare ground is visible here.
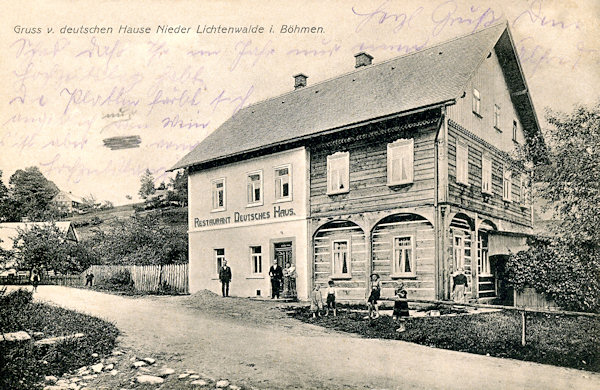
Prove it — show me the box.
[32,286,600,390]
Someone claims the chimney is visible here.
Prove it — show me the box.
[293,73,308,89]
[354,52,373,68]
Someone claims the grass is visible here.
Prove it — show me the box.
[0,289,119,390]
[287,306,600,372]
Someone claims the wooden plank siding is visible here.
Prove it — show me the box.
[447,121,531,227]
[314,222,367,300]
[310,118,438,217]
[372,218,435,300]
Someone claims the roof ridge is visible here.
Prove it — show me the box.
[235,21,508,114]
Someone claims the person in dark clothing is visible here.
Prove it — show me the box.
[452,269,468,303]
[219,260,232,297]
[85,272,94,287]
[269,260,283,299]
[31,271,40,292]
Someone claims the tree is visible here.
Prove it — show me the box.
[81,193,100,211]
[167,169,188,206]
[83,214,187,266]
[507,102,600,312]
[6,167,60,221]
[138,169,156,200]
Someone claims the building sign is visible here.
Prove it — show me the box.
[194,206,296,228]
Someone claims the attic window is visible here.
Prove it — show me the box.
[472,88,481,117]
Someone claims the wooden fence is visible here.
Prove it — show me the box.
[514,287,558,310]
[86,264,188,294]
[0,275,83,286]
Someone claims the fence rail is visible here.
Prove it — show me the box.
[0,275,83,286]
[86,264,188,294]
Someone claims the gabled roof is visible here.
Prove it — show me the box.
[0,222,79,251]
[53,191,85,204]
[172,22,542,170]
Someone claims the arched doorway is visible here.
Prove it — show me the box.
[371,213,434,300]
[313,220,366,300]
[450,213,475,298]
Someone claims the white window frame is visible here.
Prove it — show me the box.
[211,178,226,212]
[387,138,414,186]
[481,154,492,195]
[456,140,469,185]
[274,164,292,202]
[327,152,350,195]
[503,168,512,202]
[478,233,491,276]
[494,104,501,130]
[215,248,225,276]
[250,246,262,274]
[512,120,518,142]
[472,88,481,116]
[331,239,351,277]
[392,235,416,277]
[246,170,263,207]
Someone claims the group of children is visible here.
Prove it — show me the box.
[309,273,410,331]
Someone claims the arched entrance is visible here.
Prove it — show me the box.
[313,220,366,300]
[371,213,434,300]
[450,213,475,298]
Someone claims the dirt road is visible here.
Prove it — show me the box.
[33,286,600,390]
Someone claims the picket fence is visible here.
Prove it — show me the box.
[86,264,189,294]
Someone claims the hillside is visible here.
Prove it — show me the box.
[64,205,188,241]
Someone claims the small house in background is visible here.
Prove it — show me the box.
[172,22,544,303]
[52,191,86,214]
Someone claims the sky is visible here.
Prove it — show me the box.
[1,0,598,205]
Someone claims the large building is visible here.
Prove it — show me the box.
[172,23,542,302]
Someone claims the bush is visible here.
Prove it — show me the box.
[103,269,134,289]
[507,237,600,313]
[0,290,119,389]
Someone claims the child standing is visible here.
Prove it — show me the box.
[325,280,336,316]
[393,286,410,332]
[367,273,381,319]
[310,284,324,318]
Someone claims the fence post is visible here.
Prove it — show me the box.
[521,310,526,346]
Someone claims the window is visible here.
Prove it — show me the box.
[215,248,225,275]
[332,240,350,276]
[246,170,263,206]
[494,104,501,130]
[503,168,512,201]
[478,233,491,276]
[481,154,492,194]
[456,141,469,185]
[512,120,518,142]
[327,152,349,195]
[211,178,226,211]
[274,165,291,201]
[392,236,415,276]
[250,246,262,274]
[387,138,414,185]
[472,88,481,116]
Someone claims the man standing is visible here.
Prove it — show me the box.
[269,260,283,299]
[219,259,232,297]
[85,272,94,287]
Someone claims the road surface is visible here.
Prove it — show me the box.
[31,286,600,390]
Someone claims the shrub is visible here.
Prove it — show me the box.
[104,269,134,289]
[0,291,119,389]
[506,237,600,313]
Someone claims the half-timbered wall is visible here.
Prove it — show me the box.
[448,121,532,227]
[310,116,439,218]
[372,214,435,300]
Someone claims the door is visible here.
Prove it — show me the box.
[274,241,295,298]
